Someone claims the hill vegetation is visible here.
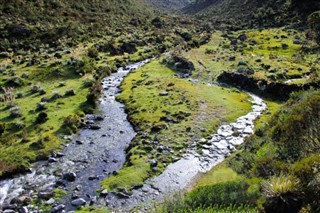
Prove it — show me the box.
[147,0,194,12]
[183,0,320,29]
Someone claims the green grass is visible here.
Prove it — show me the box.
[183,29,319,85]
[101,59,252,192]
[101,155,150,191]
[196,163,242,187]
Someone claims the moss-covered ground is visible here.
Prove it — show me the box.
[184,28,319,85]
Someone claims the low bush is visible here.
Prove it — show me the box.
[9,106,22,117]
[63,114,81,134]
[262,174,303,213]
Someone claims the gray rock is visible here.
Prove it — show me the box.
[20,206,28,213]
[38,191,53,200]
[89,196,97,206]
[150,160,158,167]
[2,204,17,210]
[51,204,65,212]
[76,140,84,145]
[88,176,99,180]
[63,172,77,181]
[3,210,16,213]
[46,198,56,205]
[159,92,169,96]
[71,198,86,206]
[48,157,58,163]
[238,34,248,41]
[100,189,109,197]
[89,125,101,130]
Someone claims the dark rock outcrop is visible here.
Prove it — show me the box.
[218,71,320,100]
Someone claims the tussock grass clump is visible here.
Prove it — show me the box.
[262,174,303,213]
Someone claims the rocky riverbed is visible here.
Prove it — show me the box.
[0,59,152,213]
[104,93,267,212]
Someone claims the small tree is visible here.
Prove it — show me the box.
[307,11,320,45]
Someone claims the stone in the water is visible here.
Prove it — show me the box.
[2,204,16,211]
[89,125,101,130]
[51,204,65,212]
[45,198,55,205]
[63,172,77,181]
[72,192,80,199]
[3,210,15,213]
[100,189,109,197]
[90,196,97,205]
[88,176,99,180]
[71,198,86,206]
[56,152,65,157]
[48,157,58,163]
[76,140,84,145]
[38,191,53,200]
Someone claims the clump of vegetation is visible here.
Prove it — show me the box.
[262,174,303,213]
[9,106,22,117]
[63,114,81,134]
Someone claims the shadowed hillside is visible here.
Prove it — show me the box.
[183,0,320,29]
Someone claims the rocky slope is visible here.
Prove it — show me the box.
[183,0,320,29]
[0,0,155,50]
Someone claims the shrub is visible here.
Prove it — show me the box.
[186,181,259,209]
[36,102,47,111]
[86,82,102,107]
[36,112,48,123]
[59,81,66,87]
[12,121,25,129]
[16,91,24,98]
[65,88,76,96]
[64,114,81,134]
[87,47,99,58]
[9,106,22,117]
[262,174,303,213]
[205,48,215,54]
[293,155,320,183]
[83,78,95,88]
[307,11,320,44]
[0,123,5,137]
[51,92,62,101]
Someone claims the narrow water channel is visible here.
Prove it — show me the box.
[0,59,152,212]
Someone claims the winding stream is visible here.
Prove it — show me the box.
[0,58,267,213]
[106,93,267,212]
[0,59,152,212]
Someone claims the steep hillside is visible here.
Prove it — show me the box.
[0,0,155,50]
[147,0,194,11]
[183,0,320,29]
